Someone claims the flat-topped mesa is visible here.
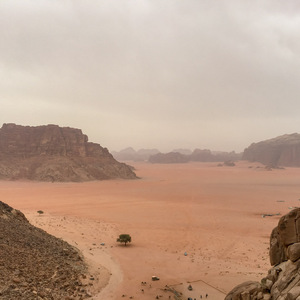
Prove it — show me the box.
[242,133,300,167]
[0,123,137,182]
[0,123,107,158]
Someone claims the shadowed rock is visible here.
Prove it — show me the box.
[243,133,300,167]
[226,208,300,300]
[0,123,137,182]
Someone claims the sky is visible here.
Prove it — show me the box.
[1,0,300,153]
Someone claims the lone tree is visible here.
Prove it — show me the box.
[117,234,131,246]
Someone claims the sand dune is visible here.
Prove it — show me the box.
[2,161,300,299]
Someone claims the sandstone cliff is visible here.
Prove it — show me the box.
[0,123,137,182]
[226,208,300,300]
[242,133,300,167]
[0,201,91,299]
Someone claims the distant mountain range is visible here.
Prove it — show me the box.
[149,149,242,164]
[111,147,160,162]
[112,147,242,163]
[114,133,300,167]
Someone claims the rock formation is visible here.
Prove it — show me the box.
[148,149,241,164]
[243,133,300,167]
[225,208,300,300]
[148,152,190,164]
[112,147,160,162]
[0,123,137,181]
[0,201,91,299]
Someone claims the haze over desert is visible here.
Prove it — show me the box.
[2,161,299,299]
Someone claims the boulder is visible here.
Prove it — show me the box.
[226,208,300,300]
[225,281,263,300]
[269,227,287,266]
[277,209,300,246]
[287,243,300,262]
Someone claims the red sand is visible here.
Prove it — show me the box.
[2,161,300,299]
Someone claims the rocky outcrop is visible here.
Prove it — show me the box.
[112,147,160,162]
[0,123,137,181]
[226,208,300,300]
[242,133,300,167]
[148,149,241,164]
[0,201,91,299]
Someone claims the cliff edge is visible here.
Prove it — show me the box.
[0,123,137,182]
[243,133,300,167]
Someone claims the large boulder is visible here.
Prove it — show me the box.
[226,208,300,300]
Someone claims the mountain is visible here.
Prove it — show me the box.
[172,148,192,155]
[111,147,160,161]
[0,123,137,181]
[149,149,241,164]
[242,133,300,167]
[148,152,189,164]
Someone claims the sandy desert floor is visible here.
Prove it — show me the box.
[2,161,300,300]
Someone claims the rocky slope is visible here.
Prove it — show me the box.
[0,201,92,300]
[0,123,137,181]
[242,133,300,167]
[225,208,300,300]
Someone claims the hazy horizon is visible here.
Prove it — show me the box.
[1,1,300,153]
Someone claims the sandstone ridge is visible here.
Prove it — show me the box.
[149,149,241,164]
[226,208,300,300]
[243,133,300,167]
[0,201,91,299]
[0,123,137,181]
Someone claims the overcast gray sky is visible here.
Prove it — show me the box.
[1,0,300,152]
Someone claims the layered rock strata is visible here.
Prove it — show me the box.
[0,123,137,181]
[243,133,300,167]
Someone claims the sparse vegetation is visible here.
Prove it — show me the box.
[117,234,131,246]
[37,210,44,215]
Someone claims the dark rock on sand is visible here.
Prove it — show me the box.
[0,123,137,181]
[243,133,300,167]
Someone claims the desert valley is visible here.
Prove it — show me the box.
[1,124,300,300]
[2,161,300,299]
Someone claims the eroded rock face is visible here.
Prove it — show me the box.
[242,133,300,167]
[0,123,137,181]
[0,201,91,300]
[226,208,300,300]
